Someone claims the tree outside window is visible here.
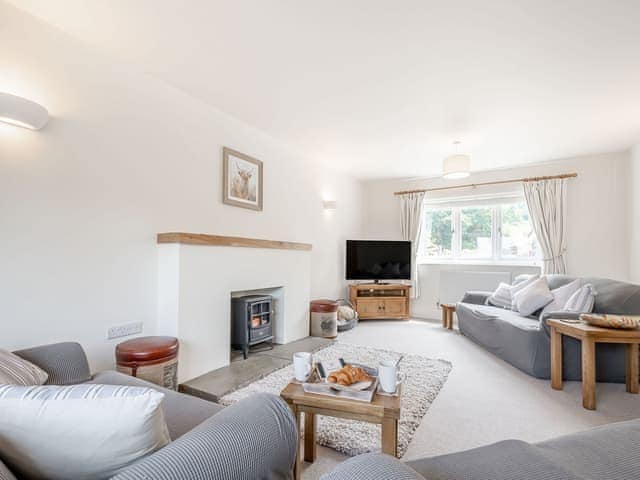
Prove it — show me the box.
[422,199,539,263]
[460,207,492,257]
[423,208,453,257]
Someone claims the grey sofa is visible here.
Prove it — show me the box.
[456,275,640,381]
[322,418,640,479]
[0,342,297,480]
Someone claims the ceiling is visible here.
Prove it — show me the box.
[8,0,640,179]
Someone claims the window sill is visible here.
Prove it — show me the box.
[418,258,542,268]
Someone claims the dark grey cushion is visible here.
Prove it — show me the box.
[320,453,425,480]
[536,419,640,480]
[407,439,585,480]
[13,342,91,385]
[460,290,492,305]
[0,459,16,480]
[87,370,222,440]
[111,393,296,480]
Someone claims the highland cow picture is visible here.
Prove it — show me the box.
[223,147,263,211]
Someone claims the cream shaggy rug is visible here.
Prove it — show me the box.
[219,342,452,457]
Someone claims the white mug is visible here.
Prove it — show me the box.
[293,352,313,382]
[379,360,406,393]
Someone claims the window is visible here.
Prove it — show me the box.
[421,197,539,264]
[460,206,492,258]
[500,203,538,259]
[423,208,453,257]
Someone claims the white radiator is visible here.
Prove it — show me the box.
[438,270,511,305]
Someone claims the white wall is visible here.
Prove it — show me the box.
[362,151,631,318]
[631,144,640,284]
[158,244,311,382]
[0,2,362,372]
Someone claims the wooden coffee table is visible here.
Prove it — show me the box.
[547,318,640,410]
[280,382,401,480]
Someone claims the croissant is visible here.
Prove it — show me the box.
[327,365,371,386]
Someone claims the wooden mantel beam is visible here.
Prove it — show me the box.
[157,232,312,251]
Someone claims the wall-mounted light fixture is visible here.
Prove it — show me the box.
[0,92,49,130]
[323,200,337,210]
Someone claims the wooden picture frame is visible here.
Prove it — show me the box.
[222,147,263,211]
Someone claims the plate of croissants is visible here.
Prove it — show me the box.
[326,365,375,391]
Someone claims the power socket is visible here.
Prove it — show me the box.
[107,321,143,340]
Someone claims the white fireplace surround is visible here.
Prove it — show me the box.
[157,238,311,382]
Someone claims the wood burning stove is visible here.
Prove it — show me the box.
[231,294,274,359]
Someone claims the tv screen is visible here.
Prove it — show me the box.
[346,240,411,280]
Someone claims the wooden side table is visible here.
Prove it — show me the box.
[280,382,401,480]
[441,303,456,330]
[547,318,640,410]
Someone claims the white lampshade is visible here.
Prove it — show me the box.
[0,92,49,130]
[443,154,471,179]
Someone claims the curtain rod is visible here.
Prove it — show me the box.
[393,172,577,196]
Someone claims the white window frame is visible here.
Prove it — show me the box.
[419,194,541,267]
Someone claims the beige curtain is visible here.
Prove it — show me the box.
[523,178,568,274]
[399,192,425,298]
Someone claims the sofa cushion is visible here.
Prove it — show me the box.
[458,303,541,331]
[488,276,539,309]
[0,349,48,386]
[564,283,596,313]
[512,277,553,316]
[407,439,585,480]
[13,342,91,385]
[0,384,170,480]
[488,282,515,309]
[87,371,223,439]
[540,279,581,316]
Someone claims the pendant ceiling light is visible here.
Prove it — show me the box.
[0,92,49,130]
[443,141,470,179]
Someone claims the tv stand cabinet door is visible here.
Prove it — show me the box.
[383,298,407,317]
[356,298,383,318]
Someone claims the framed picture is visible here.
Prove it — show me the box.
[222,147,263,211]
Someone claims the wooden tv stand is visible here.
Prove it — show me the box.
[348,283,411,320]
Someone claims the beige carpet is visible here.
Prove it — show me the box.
[303,318,640,479]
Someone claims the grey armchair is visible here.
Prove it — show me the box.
[3,342,297,480]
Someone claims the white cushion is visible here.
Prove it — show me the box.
[0,349,48,386]
[488,275,539,309]
[487,282,514,309]
[0,384,170,480]
[540,279,581,316]
[512,277,554,317]
[564,283,597,313]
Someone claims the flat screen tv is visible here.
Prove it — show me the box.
[346,240,411,282]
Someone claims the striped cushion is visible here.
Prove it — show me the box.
[541,279,581,316]
[0,349,48,386]
[0,384,169,480]
[564,284,597,313]
[488,282,514,309]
